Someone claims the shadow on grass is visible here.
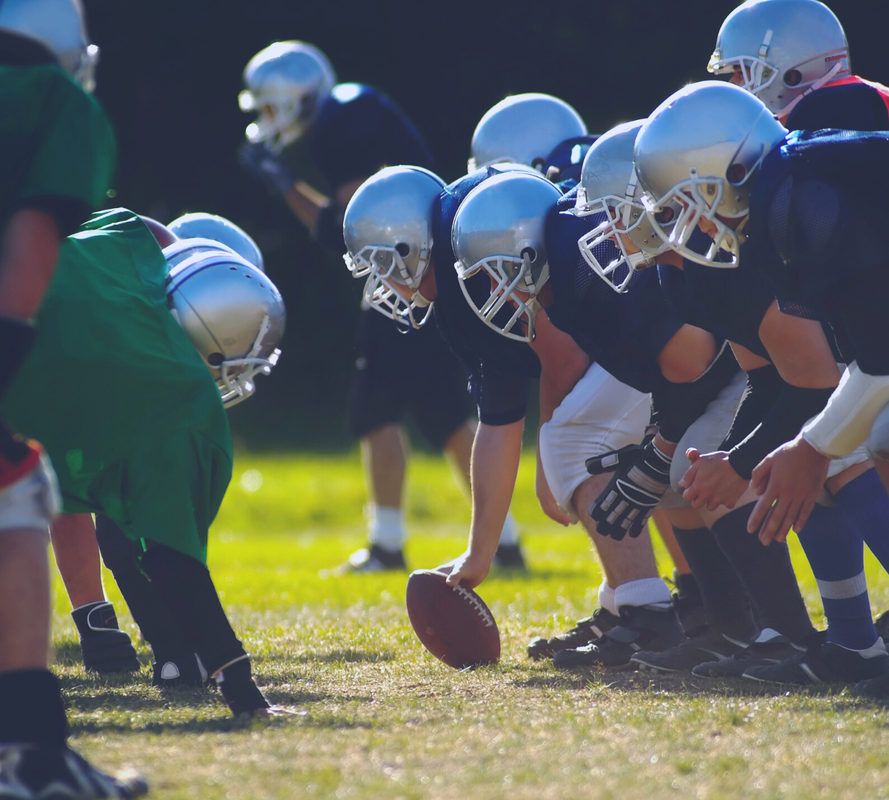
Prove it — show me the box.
[274,649,397,665]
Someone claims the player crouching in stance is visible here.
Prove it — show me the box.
[634,80,889,689]
[1,209,290,717]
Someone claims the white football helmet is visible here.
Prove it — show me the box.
[468,93,587,173]
[163,240,286,407]
[451,171,561,343]
[168,212,264,272]
[574,120,679,292]
[239,41,336,152]
[634,81,787,268]
[708,0,850,118]
[0,0,98,91]
[343,166,446,329]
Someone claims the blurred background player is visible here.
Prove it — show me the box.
[236,41,527,571]
[2,210,289,717]
[0,0,148,796]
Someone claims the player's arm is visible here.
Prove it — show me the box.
[0,209,61,321]
[444,418,524,589]
[529,309,589,525]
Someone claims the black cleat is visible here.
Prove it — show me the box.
[337,543,407,574]
[0,744,148,798]
[745,642,889,686]
[492,542,527,569]
[71,602,140,674]
[631,628,748,674]
[527,607,620,661]
[552,605,685,669]
[691,628,819,678]
[152,652,208,688]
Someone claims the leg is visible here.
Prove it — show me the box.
[52,513,139,673]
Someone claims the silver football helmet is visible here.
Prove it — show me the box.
[634,81,787,268]
[451,171,561,343]
[343,166,446,329]
[239,41,336,152]
[708,0,850,118]
[574,120,679,292]
[467,93,587,173]
[0,0,98,91]
[168,212,264,272]
[163,240,285,407]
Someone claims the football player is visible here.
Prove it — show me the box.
[446,155,821,673]
[0,1,148,796]
[236,41,517,572]
[2,210,289,718]
[343,162,706,669]
[633,80,889,687]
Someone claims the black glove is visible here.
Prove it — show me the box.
[585,439,673,540]
[238,141,295,197]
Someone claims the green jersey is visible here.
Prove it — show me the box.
[1,210,233,563]
[0,62,116,233]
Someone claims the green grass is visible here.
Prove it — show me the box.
[51,451,889,799]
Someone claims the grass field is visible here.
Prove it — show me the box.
[51,451,889,799]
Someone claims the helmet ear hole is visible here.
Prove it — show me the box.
[207,352,225,367]
[521,247,537,263]
[726,163,747,185]
[784,69,803,87]
[531,157,546,172]
[395,242,411,258]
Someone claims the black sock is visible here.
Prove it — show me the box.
[711,504,816,642]
[672,526,758,640]
[140,544,247,676]
[0,669,68,748]
[95,515,193,661]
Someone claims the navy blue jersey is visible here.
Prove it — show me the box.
[308,83,435,193]
[658,241,775,361]
[747,129,889,374]
[430,168,541,426]
[545,189,683,394]
[787,76,889,133]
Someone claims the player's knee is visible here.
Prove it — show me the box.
[866,404,889,461]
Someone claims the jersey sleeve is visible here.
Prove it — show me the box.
[20,74,116,233]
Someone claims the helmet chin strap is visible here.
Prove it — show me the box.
[775,61,843,119]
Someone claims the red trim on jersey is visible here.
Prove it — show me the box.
[827,75,889,118]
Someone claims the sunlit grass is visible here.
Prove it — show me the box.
[49,451,889,799]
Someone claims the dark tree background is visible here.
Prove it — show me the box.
[81,0,887,450]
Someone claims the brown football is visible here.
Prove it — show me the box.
[405,569,500,669]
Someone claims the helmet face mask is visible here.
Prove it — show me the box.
[342,166,445,330]
[240,41,336,152]
[634,81,787,269]
[451,171,561,343]
[163,241,285,407]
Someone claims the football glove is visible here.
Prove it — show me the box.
[586,439,673,540]
[238,141,295,197]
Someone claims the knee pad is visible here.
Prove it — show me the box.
[0,453,59,533]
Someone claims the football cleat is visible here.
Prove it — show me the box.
[744,642,889,686]
[691,628,821,678]
[337,543,407,574]
[527,607,620,661]
[631,627,749,674]
[71,602,140,674]
[152,652,208,689]
[552,604,685,669]
[0,744,148,799]
[492,542,527,569]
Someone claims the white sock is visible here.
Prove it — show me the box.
[598,582,617,615]
[844,637,889,659]
[614,577,673,611]
[366,504,405,551]
[497,512,519,546]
